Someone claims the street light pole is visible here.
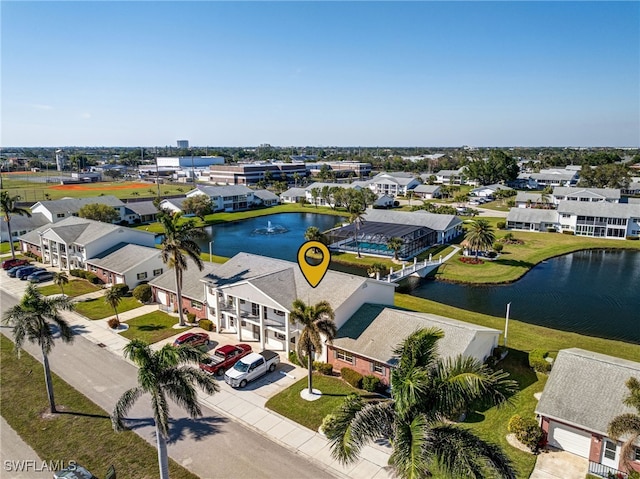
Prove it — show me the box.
[209,241,213,263]
[504,302,511,348]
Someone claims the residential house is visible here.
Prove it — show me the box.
[514,191,552,208]
[529,168,579,189]
[18,216,156,270]
[367,172,420,197]
[329,304,501,386]
[279,187,307,204]
[372,195,394,209]
[304,182,362,207]
[1,212,50,243]
[552,187,621,205]
[557,201,640,239]
[86,243,165,288]
[30,196,127,223]
[123,200,159,224]
[412,184,442,199]
[506,208,560,232]
[536,349,640,477]
[621,182,640,196]
[150,263,218,320]
[434,168,469,185]
[201,253,396,355]
[187,185,255,212]
[252,189,280,207]
[470,184,513,198]
[158,197,187,214]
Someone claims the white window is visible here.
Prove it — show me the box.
[137,272,148,280]
[191,300,203,310]
[336,350,354,364]
[274,309,285,317]
[153,268,163,276]
[372,362,384,374]
[604,441,616,460]
[274,332,286,341]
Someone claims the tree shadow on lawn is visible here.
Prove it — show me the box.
[57,409,111,420]
[124,415,228,443]
[493,259,535,268]
[137,324,165,331]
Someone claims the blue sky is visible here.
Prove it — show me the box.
[2,1,639,147]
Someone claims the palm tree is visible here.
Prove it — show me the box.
[2,284,75,413]
[158,209,205,326]
[349,202,366,258]
[53,271,69,296]
[387,237,403,261]
[104,286,124,321]
[112,339,219,479]
[607,377,640,471]
[289,299,337,395]
[406,190,415,206]
[465,219,496,259]
[367,262,387,278]
[326,328,518,479]
[1,191,32,260]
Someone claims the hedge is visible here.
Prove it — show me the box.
[132,284,152,303]
[341,367,363,389]
[362,375,381,393]
[111,284,129,296]
[508,414,544,452]
[198,319,214,331]
[529,349,552,373]
[313,361,333,375]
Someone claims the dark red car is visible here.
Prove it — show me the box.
[172,332,210,348]
[199,344,252,376]
[2,258,29,270]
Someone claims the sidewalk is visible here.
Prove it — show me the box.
[0,274,393,479]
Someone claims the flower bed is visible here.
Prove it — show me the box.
[459,257,485,265]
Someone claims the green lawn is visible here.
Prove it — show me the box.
[0,241,19,254]
[38,279,102,298]
[265,374,378,431]
[74,296,143,320]
[120,311,190,343]
[0,335,199,479]
[437,223,640,284]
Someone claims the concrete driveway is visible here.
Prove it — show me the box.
[530,448,589,479]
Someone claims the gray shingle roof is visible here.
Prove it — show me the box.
[531,170,577,181]
[253,189,279,201]
[557,200,640,218]
[553,187,620,200]
[305,182,360,191]
[125,201,158,216]
[515,191,546,203]
[149,262,219,301]
[86,243,161,273]
[31,195,124,213]
[363,208,461,232]
[280,187,307,198]
[507,208,558,223]
[192,185,253,197]
[332,304,500,366]
[201,252,391,312]
[0,213,50,236]
[413,185,441,194]
[535,348,640,436]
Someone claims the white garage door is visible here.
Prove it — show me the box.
[157,290,167,305]
[548,421,592,457]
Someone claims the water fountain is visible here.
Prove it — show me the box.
[252,220,289,235]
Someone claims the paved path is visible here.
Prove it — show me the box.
[0,273,393,479]
[0,416,50,479]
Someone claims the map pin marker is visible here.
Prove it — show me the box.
[297,241,331,288]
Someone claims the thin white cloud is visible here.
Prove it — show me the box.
[31,104,53,110]
[81,112,91,119]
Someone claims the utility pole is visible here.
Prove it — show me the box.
[155,148,161,198]
[504,302,511,348]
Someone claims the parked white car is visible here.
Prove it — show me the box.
[224,351,280,388]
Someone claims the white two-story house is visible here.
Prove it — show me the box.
[187,185,255,212]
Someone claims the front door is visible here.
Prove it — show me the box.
[252,324,260,340]
[602,440,619,469]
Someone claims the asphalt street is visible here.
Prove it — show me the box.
[0,290,334,479]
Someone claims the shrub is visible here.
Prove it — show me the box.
[493,345,507,360]
[626,236,639,241]
[485,355,497,368]
[562,230,575,235]
[459,257,484,265]
[509,415,544,452]
[546,227,557,233]
[341,367,363,389]
[362,375,381,393]
[198,319,214,331]
[186,312,197,323]
[529,349,552,373]
[493,242,504,253]
[84,272,101,284]
[107,317,120,329]
[497,221,506,230]
[132,284,152,303]
[313,361,333,375]
[111,284,129,296]
[288,351,302,366]
[69,269,84,278]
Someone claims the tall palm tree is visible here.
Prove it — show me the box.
[158,209,205,326]
[53,271,69,296]
[2,284,75,413]
[349,202,366,258]
[607,377,640,471]
[104,286,124,321]
[326,328,518,479]
[1,191,32,259]
[289,299,337,395]
[112,339,219,479]
[387,237,403,261]
[465,219,496,259]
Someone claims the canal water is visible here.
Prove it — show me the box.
[407,249,640,345]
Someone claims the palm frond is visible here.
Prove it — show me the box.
[394,327,444,371]
[151,389,171,439]
[112,387,144,431]
[391,366,431,418]
[389,414,432,479]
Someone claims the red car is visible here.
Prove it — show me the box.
[200,344,252,376]
[172,332,210,349]
[2,258,29,270]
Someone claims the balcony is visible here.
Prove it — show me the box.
[588,461,627,479]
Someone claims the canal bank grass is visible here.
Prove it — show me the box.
[139,203,348,233]
[436,224,640,284]
[395,294,640,361]
[0,334,199,479]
